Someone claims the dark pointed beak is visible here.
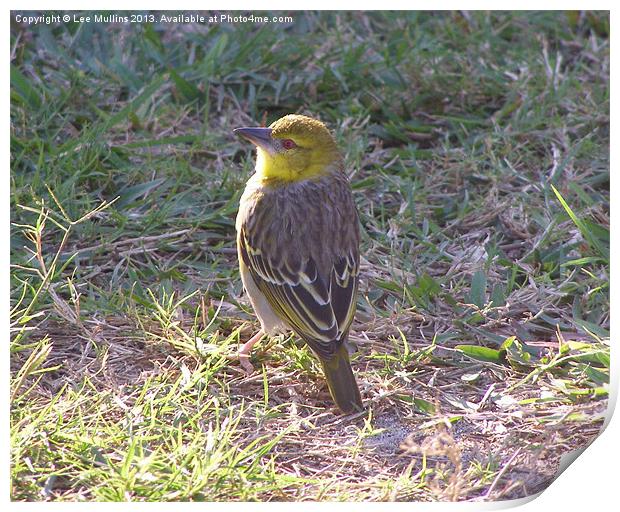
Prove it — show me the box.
[234,127,274,152]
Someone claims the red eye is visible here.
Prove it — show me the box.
[282,139,296,150]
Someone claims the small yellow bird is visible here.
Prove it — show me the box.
[234,114,363,413]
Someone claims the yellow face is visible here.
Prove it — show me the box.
[235,114,341,182]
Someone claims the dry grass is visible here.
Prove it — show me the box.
[12,307,607,501]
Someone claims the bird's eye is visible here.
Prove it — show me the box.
[282,139,296,150]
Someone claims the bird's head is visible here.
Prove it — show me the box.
[234,114,341,183]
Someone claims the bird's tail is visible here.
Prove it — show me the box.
[320,344,363,414]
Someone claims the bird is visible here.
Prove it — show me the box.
[234,114,363,414]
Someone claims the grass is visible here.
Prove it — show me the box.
[10,10,609,502]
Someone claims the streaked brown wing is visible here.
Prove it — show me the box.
[238,226,358,359]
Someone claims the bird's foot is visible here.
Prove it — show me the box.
[238,330,264,375]
[239,353,255,374]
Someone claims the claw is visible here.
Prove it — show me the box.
[239,353,255,374]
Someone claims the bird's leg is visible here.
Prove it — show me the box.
[238,330,264,374]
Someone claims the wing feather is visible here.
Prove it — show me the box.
[239,226,358,358]
[237,174,359,359]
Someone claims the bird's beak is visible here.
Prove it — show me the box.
[234,127,274,153]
